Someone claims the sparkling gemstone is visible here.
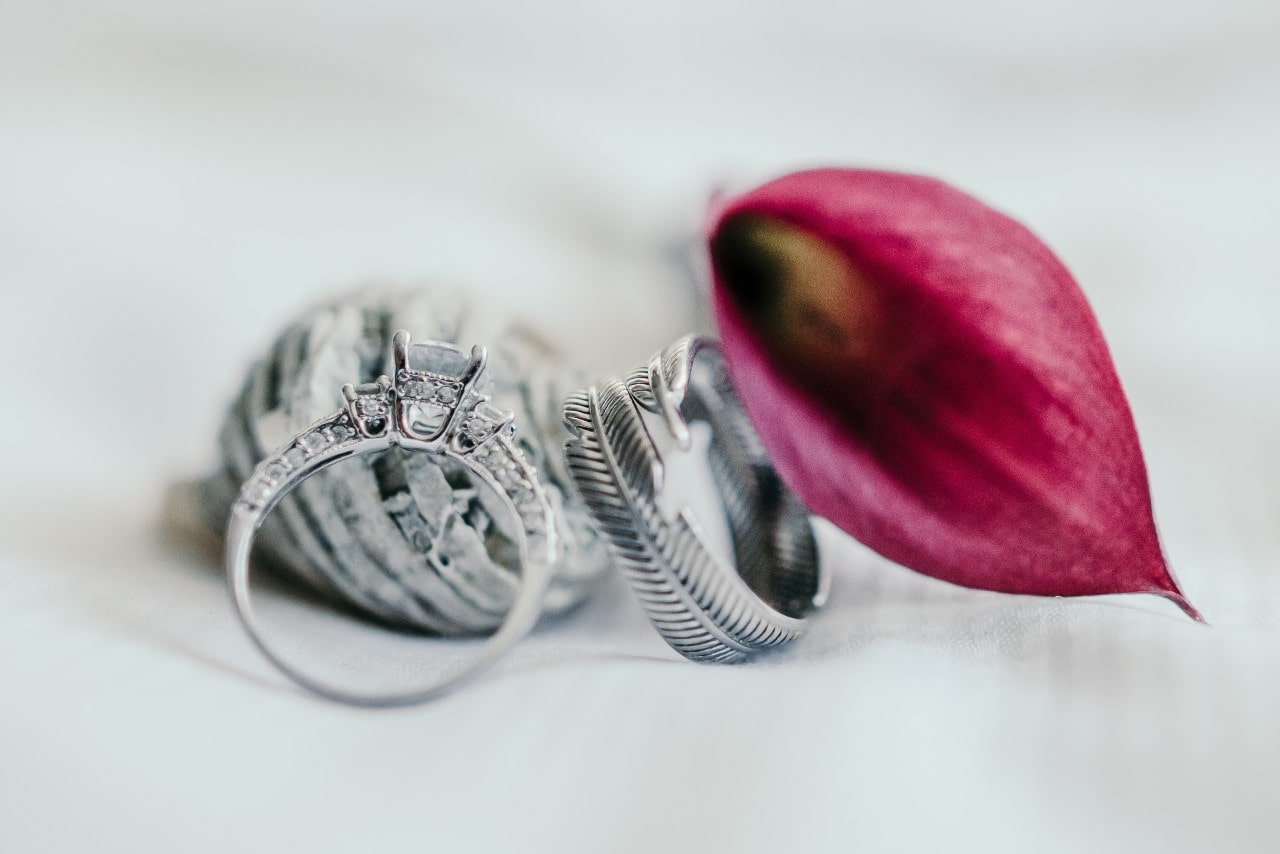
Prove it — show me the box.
[406,342,469,376]
[283,447,307,468]
[300,431,330,452]
[264,461,288,481]
[401,380,427,399]
[248,481,272,502]
[474,402,505,422]
[463,419,491,438]
[330,424,351,442]
[436,386,459,404]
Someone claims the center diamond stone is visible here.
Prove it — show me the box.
[406,342,470,376]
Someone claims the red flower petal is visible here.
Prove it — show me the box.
[709,168,1200,619]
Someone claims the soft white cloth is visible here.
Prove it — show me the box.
[2,2,1277,851]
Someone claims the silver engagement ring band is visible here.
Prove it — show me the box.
[563,336,829,663]
[226,331,555,706]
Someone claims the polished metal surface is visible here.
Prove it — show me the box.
[563,336,828,663]
[226,332,556,706]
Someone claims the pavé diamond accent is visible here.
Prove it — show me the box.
[397,374,463,406]
[300,431,329,452]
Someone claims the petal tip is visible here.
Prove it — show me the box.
[1159,590,1207,624]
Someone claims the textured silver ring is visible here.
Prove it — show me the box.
[226,331,555,706]
[563,335,828,663]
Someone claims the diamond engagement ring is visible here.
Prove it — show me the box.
[563,336,828,663]
[226,331,555,706]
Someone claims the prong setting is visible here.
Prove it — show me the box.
[392,334,504,452]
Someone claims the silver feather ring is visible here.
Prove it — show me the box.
[562,336,829,663]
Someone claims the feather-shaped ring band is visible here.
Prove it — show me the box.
[563,336,829,663]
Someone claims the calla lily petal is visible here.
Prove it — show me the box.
[709,168,1199,620]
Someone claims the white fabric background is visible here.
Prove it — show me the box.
[2,1,1278,851]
